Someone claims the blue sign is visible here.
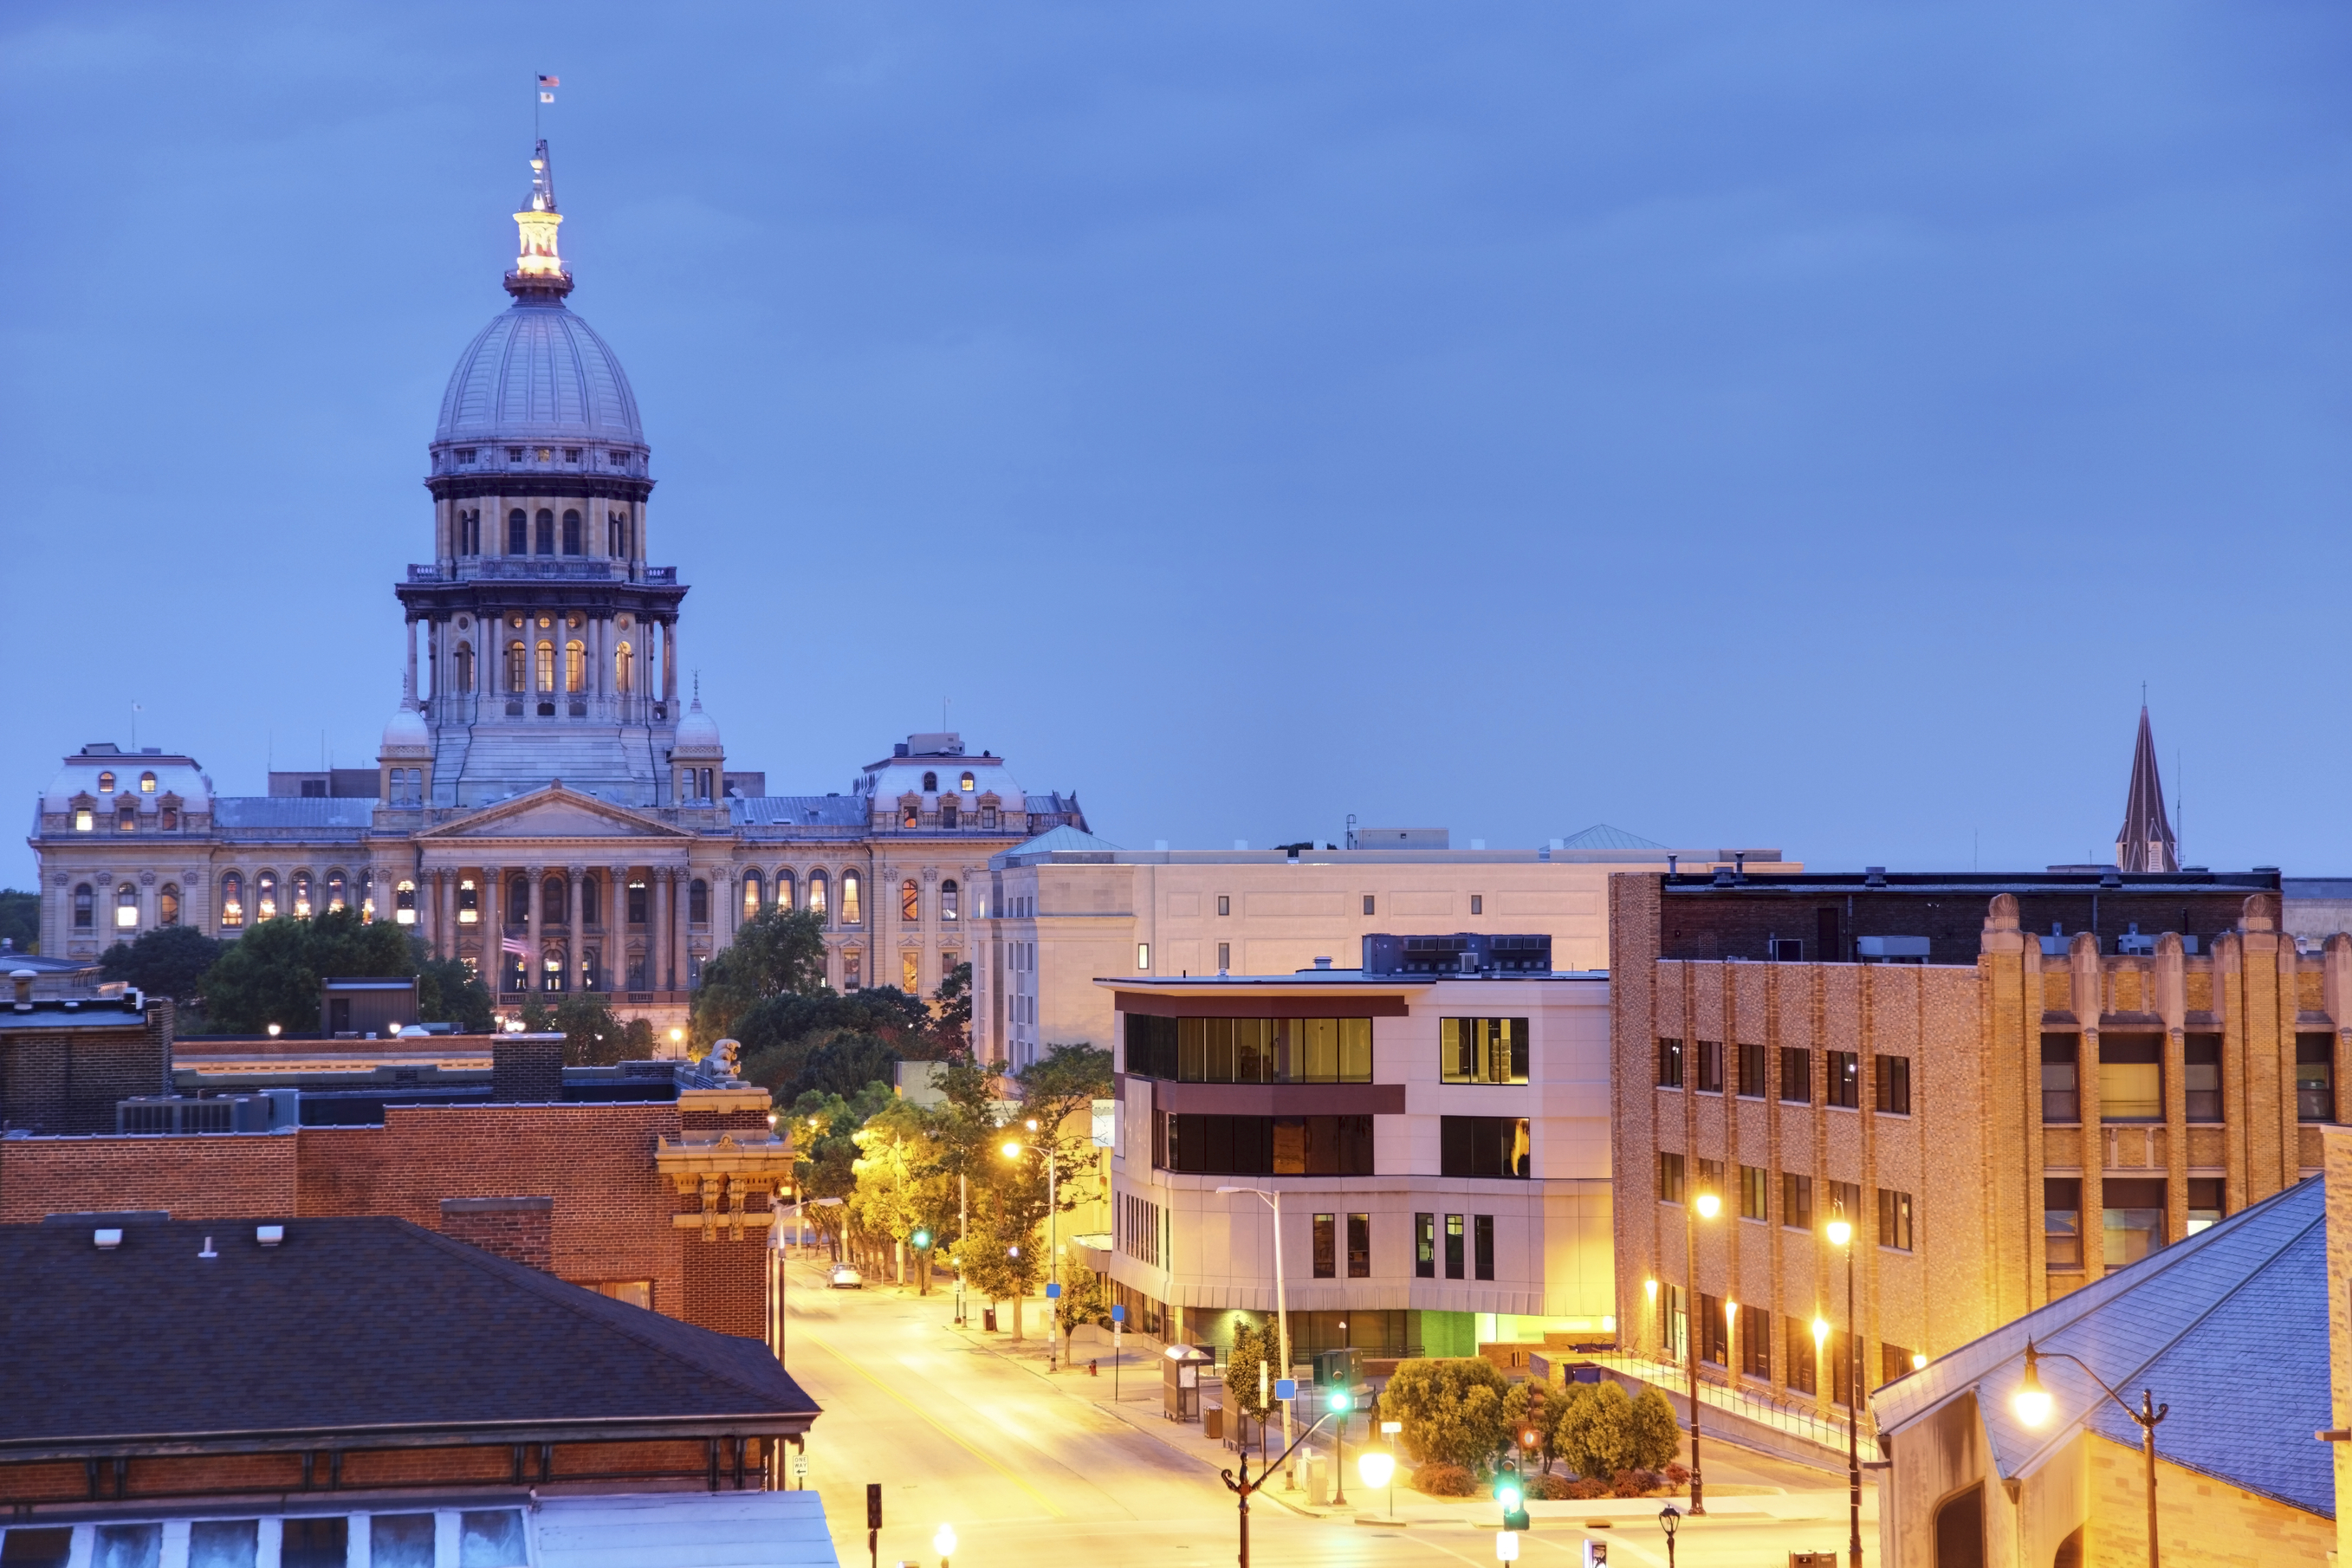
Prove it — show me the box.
[1274,1378,1298,1401]
[1045,1281,1062,1299]
[1111,1304,1127,1323]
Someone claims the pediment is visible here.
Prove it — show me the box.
[418,785,694,842]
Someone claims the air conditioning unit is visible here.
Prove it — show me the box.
[1855,936,1931,962]
[116,1095,273,1135]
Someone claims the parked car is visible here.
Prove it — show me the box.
[827,1263,864,1290]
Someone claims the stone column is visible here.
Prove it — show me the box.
[481,866,502,993]
[664,621,678,703]
[612,865,632,988]
[439,871,457,959]
[568,864,586,995]
[525,864,545,1001]
[654,868,674,993]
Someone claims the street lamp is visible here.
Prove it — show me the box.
[1684,1186,1722,1514]
[1217,1185,1295,1487]
[2012,1339,2168,1568]
[932,1523,956,1567]
[1658,1503,1681,1568]
[1358,1444,1396,1521]
[1001,1134,1061,1369]
[1826,1207,1861,1568]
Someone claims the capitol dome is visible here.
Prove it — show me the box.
[381,702,431,755]
[433,302,644,450]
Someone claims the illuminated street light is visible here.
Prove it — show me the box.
[1494,1529,1520,1563]
[932,1523,956,1567]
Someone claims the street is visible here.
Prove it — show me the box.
[780,1254,1878,1568]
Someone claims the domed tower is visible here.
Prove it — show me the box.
[395,140,690,807]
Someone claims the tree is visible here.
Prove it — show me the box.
[621,1017,658,1057]
[555,991,626,1066]
[1554,1381,1676,1481]
[1053,1267,1111,1360]
[1504,1378,1571,1474]
[1623,1385,1682,1474]
[958,1203,1043,1340]
[0,888,39,954]
[417,956,494,1033]
[1227,1320,1280,1459]
[99,927,221,1001]
[692,906,829,1048]
[199,909,416,1034]
[930,961,972,1055]
[790,1081,897,1261]
[848,1097,958,1290]
[1377,1358,1512,1471]
[516,995,553,1033]
[787,1033,903,1103]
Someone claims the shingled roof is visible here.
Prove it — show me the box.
[0,1217,819,1460]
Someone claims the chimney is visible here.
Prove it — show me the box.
[12,969,34,1008]
[491,1034,564,1103]
[438,1196,555,1272]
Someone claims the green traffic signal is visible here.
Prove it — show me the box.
[1332,1391,1351,1413]
[1493,1470,1525,1509]
[911,1229,932,1249]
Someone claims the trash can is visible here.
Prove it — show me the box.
[1203,1400,1223,1442]
[983,1307,997,1332]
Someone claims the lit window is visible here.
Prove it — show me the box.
[72,883,94,928]
[74,807,93,832]
[219,873,244,928]
[458,878,478,923]
[326,871,347,912]
[395,880,418,925]
[844,948,863,991]
[840,872,862,925]
[506,641,527,692]
[942,879,959,920]
[774,870,795,911]
[902,879,920,923]
[115,884,139,929]
[902,802,919,830]
[613,640,633,693]
[809,871,828,921]
[291,872,313,918]
[1137,943,1150,970]
[159,884,180,927]
[256,873,278,920]
[116,805,136,832]
[565,639,585,692]
[743,870,764,920]
[97,771,116,792]
[960,771,975,792]
[139,771,157,793]
[536,641,555,691]
[903,950,921,991]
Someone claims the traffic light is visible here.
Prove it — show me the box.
[1494,1460,1530,1532]
[911,1229,932,1249]
[1331,1390,1352,1414]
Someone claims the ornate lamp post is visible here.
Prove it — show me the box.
[2013,1339,2168,1567]
[1826,1204,1862,1566]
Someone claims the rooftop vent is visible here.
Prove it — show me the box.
[1864,867,1888,888]
[1312,956,1332,969]
[1711,865,1734,887]
[256,1224,285,1247]
[94,1229,122,1250]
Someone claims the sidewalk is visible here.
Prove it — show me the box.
[800,1257,1865,1533]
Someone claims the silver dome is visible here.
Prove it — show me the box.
[432,301,645,450]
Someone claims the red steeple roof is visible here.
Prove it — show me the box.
[2116,706,2177,872]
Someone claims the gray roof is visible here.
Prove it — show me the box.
[436,299,645,449]
[2284,879,2352,901]
[1558,823,1668,851]
[1873,1176,2330,1518]
[1001,825,1124,859]
[730,795,867,831]
[211,797,376,831]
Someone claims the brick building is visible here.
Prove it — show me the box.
[0,988,171,1136]
[1608,865,2336,1436]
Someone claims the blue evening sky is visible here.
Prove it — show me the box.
[3,3,2348,884]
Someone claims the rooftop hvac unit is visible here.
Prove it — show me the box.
[1855,936,1932,962]
[116,1095,274,1136]
[1362,932,1553,976]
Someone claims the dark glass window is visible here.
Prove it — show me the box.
[1444,1214,1465,1279]
[1827,1051,1860,1108]
[2040,1034,2080,1124]
[1438,1116,1530,1178]
[2186,1176,2225,1234]
[1312,1214,1336,1279]
[1699,1157,1727,1203]
[1782,1171,1812,1230]
[1876,1055,1911,1115]
[282,1519,349,1568]
[2185,1033,2222,1122]
[1656,1038,1684,1088]
[1441,1017,1529,1084]
[2103,1176,2167,1267]
[1415,1213,1435,1278]
[690,878,709,924]
[534,508,554,554]
[560,509,582,555]
[1657,1150,1685,1204]
[1779,1047,1812,1104]
[1474,1214,1495,1280]
[628,880,648,924]
[1829,1179,1861,1230]
[1785,1319,1817,1395]
[1119,1014,1373,1083]
[1737,1042,1767,1098]
[1740,1164,1768,1221]
[1161,1114,1374,1175]
[370,1516,436,1568]
[1699,1293,1728,1366]
[1881,1343,1917,1386]
[2297,1033,2334,1123]
[1877,1188,1915,1251]
[1739,1304,1771,1377]
[1696,1040,1723,1093]
[507,509,528,554]
[1347,1213,1370,1278]
[188,1520,259,1568]
[1,1530,73,1568]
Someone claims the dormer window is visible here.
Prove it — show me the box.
[97,771,116,793]
[902,803,919,831]
[73,807,93,833]
[960,771,975,791]
[116,805,137,833]
[940,800,958,830]
[564,448,582,463]
[923,771,938,793]
[981,805,998,831]
[139,771,157,793]
[535,447,553,462]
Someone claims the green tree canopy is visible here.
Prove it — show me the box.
[787,1033,904,1104]
[0,889,39,955]
[99,927,222,1001]
[554,991,627,1066]
[692,906,828,1049]
[1227,1321,1280,1424]
[417,956,494,1033]
[1551,1381,1676,1481]
[1377,1358,1512,1471]
[199,910,416,1034]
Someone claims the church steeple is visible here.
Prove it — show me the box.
[505,139,573,301]
[2116,705,2178,873]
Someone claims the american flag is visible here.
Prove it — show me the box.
[538,74,558,103]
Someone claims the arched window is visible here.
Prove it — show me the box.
[159,884,180,927]
[139,771,158,794]
[73,884,94,929]
[359,869,374,920]
[901,880,920,923]
[561,509,582,555]
[922,771,938,792]
[940,800,958,830]
[808,871,828,922]
[506,641,527,692]
[454,641,475,692]
[509,875,531,924]
[582,948,601,992]
[536,641,555,692]
[840,871,863,926]
[942,880,959,921]
[97,771,116,793]
[1932,1483,1984,1568]
[774,870,795,911]
[326,871,347,912]
[291,872,314,919]
[689,878,709,924]
[565,640,586,692]
[535,509,555,555]
[394,880,418,925]
[219,873,243,929]
[960,771,975,792]
[742,870,763,920]
[115,884,139,930]
[614,641,634,693]
[540,946,564,992]
[508,509,528,554]
[543,874,568,925]
[256,872,279,920]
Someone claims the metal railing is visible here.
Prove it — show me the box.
[407,561,680,586]
[1584,1350,1860,1453]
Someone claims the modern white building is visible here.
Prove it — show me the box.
[1087,938,1615,1364]
[975,828,1786,1069]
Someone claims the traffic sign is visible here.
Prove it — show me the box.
[1046,1281,1061,1299]
[1111,1304,1126,1323]
[1274,1378,1298,1401]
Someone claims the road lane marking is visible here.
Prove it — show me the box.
[797,1327,1067,1518]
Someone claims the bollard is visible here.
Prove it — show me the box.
[1090,1360,1099,1377]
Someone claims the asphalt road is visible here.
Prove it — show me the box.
[781,1254,1875,1568]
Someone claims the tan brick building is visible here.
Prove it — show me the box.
[1608,866,2337,1426]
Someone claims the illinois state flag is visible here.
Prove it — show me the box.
[538,74,558,102]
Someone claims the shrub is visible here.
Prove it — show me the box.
[1624,1385,1683,1472]
[1665,1462,1691,1490]
[1377,1358,1513,1471]
[1528,1474,1578,1500]
[1412,1463,1478,1498]
[1564,1476,1610,1500]
[1610,1468,1655,1499]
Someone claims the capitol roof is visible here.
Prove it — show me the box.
[434,300,644,450]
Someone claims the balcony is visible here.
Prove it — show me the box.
[407,561,679,586]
